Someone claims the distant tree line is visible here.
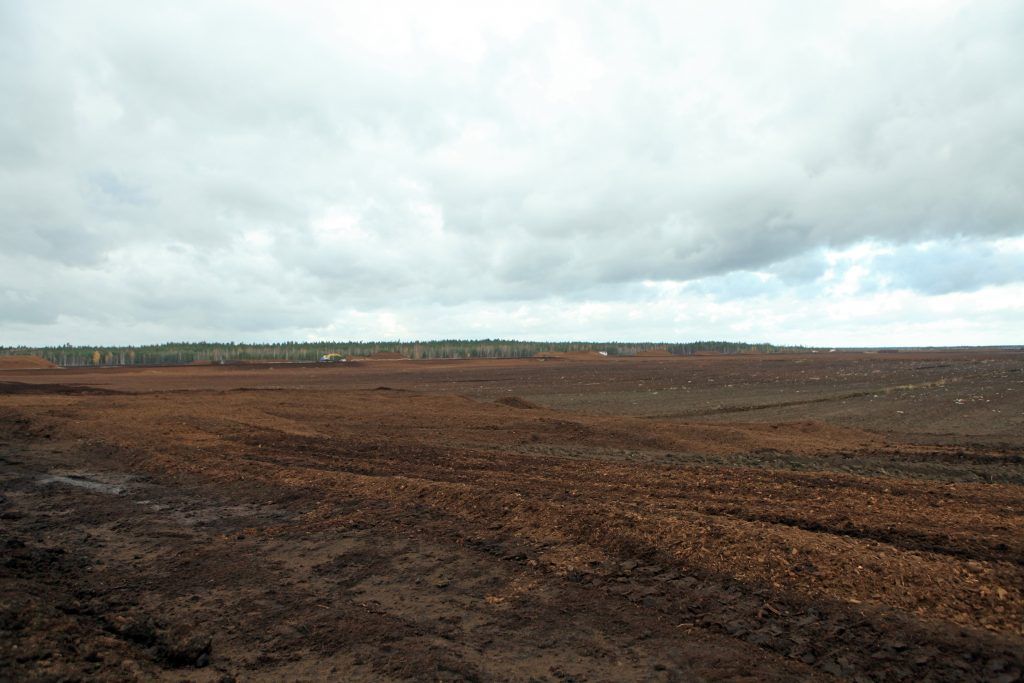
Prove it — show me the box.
[0,340,808,367]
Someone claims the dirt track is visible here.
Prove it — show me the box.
[1,352,1022,681]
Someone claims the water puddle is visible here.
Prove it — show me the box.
[38,473,126,495]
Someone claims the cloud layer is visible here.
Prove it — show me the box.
[2,0,1022,345]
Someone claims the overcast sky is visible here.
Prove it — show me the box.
[2,0,1022,347]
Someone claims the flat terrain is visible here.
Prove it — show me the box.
[1,351,1022,681]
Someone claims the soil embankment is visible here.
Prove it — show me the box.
[0,355,58,370]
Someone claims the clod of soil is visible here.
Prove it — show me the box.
[106,615,212,668]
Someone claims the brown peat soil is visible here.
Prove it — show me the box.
[1,351,1022,681]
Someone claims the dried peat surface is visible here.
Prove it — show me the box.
[1,352,1022,681]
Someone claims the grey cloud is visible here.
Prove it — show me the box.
[1,1,1023,343]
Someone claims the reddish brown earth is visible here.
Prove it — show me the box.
[363,352,408,360]
[0,355,58,370]
[534,351,609,360]
[1,351,1022,681]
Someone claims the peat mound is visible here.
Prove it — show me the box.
[0,355,58,370]
[496,396,541,409]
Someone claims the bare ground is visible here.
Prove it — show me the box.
[1,351,1022,681]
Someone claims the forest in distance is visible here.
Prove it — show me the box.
[0,340,803,367]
